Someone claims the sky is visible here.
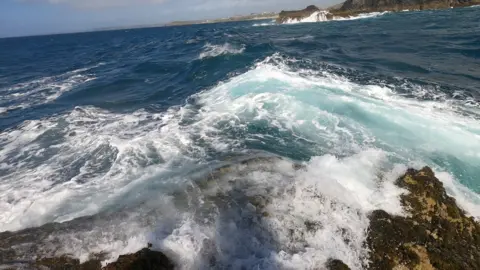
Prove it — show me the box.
[0,0,341,37]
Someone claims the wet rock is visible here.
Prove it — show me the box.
[104,248,174,270]
[0,244,172,270]
[367,167,480,270]
[28,248,174,270]
[327,258,351,270]
[277,5,321,23]
[34,255,102,270]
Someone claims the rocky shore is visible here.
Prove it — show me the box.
[277,0,480,23]
[1,165,479,269]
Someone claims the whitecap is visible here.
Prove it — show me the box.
[198,43,246,59]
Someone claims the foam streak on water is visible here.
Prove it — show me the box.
[198,42,246,59]
[0,64,100,113]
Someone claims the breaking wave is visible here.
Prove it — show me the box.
[283,11,330,24]
[281,11,390,24]
[1,54,479,269]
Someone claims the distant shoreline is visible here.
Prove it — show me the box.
[165,13,278,26]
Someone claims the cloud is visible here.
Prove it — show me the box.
[18,0,167,9]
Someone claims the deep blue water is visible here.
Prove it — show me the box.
[0,7,479,269]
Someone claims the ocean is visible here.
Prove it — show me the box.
[0,6,479,270]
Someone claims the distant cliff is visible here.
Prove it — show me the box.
[337,0,478,12]
[278,0,479,24]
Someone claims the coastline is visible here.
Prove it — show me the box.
[165,13,278,27]
[1,166,479,269]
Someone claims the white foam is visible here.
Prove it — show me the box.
[280,11,389,25]
[198,43,246,59]
[435,171,480,219]
[333,11,390,21]
[283,11,330,24]
[0,93,246,231]
[145,151,405,270]
[252,21,276,27]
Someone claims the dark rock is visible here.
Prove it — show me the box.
[34,255,102,270]
[327,258,351,270]
[367,167,480,270]
[0,245,172,270]
[277,5,321,23]
[104,248,174,270]
[337,0,479,12]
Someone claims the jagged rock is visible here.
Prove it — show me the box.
[277,5,322,23]
[367,167,480,270]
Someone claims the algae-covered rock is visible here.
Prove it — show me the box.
[367,167,480,270]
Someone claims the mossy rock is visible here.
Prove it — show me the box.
[367,167,480,270]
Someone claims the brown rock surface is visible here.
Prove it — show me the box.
[367,167,480,269]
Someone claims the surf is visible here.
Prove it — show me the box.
[1,53,479,268]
